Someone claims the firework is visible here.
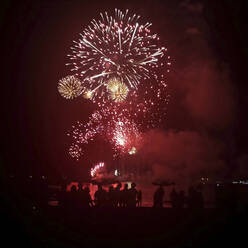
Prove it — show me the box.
[83,90,93,100]
[107,78,129,102]
[66,9,170,101]
[110,117,140,153]
[69,144,82,160]
[58,75,83,99]
[67,105,142,159]
[128,146,137,155]
[62,9,171,162]
[90,162,105,177]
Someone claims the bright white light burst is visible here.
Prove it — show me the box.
[66,9,169,101]
[90,162,105,177]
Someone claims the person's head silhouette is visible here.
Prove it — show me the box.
[131,182,136,189]
[78,182,83,190]
[71,185,77,192]
[117,182,122,189]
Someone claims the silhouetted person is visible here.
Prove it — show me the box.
[70,185,77,193]
[187,186,194,208]
[153,185,164,208]
[78,182,83,192]
[107,185,115,207]
[137,190,142,207]
[59,180,67,208]
[128,182,138,207]
[94,185,107,207]
[113,183,122,207]
[215,184,227,209]
[178,190,186,209]
[121,183,129,207]
[170,188,178,208]
[68,185,78,209]
[84,186,93,207]
[75,182,84,206]
[196,190,204,209]
[187,186,201,209]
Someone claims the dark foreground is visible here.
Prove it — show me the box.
[2,195,248,248]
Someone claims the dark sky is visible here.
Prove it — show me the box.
[1,0,248,182]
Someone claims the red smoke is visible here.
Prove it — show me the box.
[139,129,226,185]
[183,62,236,128]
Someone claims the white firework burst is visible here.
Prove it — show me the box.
[66,9,170,101]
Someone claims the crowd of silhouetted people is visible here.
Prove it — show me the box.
[152,185,204,209]
[59,181,205,209]
[60,182,142,208]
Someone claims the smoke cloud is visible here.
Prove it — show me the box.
[139,129,226,185]
[182,62,236,128]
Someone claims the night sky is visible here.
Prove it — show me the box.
[1,0,248,183]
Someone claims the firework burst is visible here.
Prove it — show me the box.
[83,90,94,100]
[128,146,137,155]
[90,162,105,177]
[58,75,83,99]
[60,9,171,162]
[66,9,170,102]
[68,143,83,160]
[67,105,142,159]
[107,78,129,102]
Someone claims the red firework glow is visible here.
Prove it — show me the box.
[67,105,142,159]
[62,9,170,162]
[111,119,140,153]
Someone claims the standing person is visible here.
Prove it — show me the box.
[77,182,86,207]
[107,185,115,207]
[187,186,198,209]
[94,185,107,207]
[77,182,83,192]
[121,183,129,207]
[153,185,165,208]
[128,182,138,207]
[196,189,204,209]
[84,186,94,207]
[68,185,78,209]
[137,190,142,207]
[113,183,122,207]
[178,190,186,209]
[59,179,67,208]
[170,188,178,208]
